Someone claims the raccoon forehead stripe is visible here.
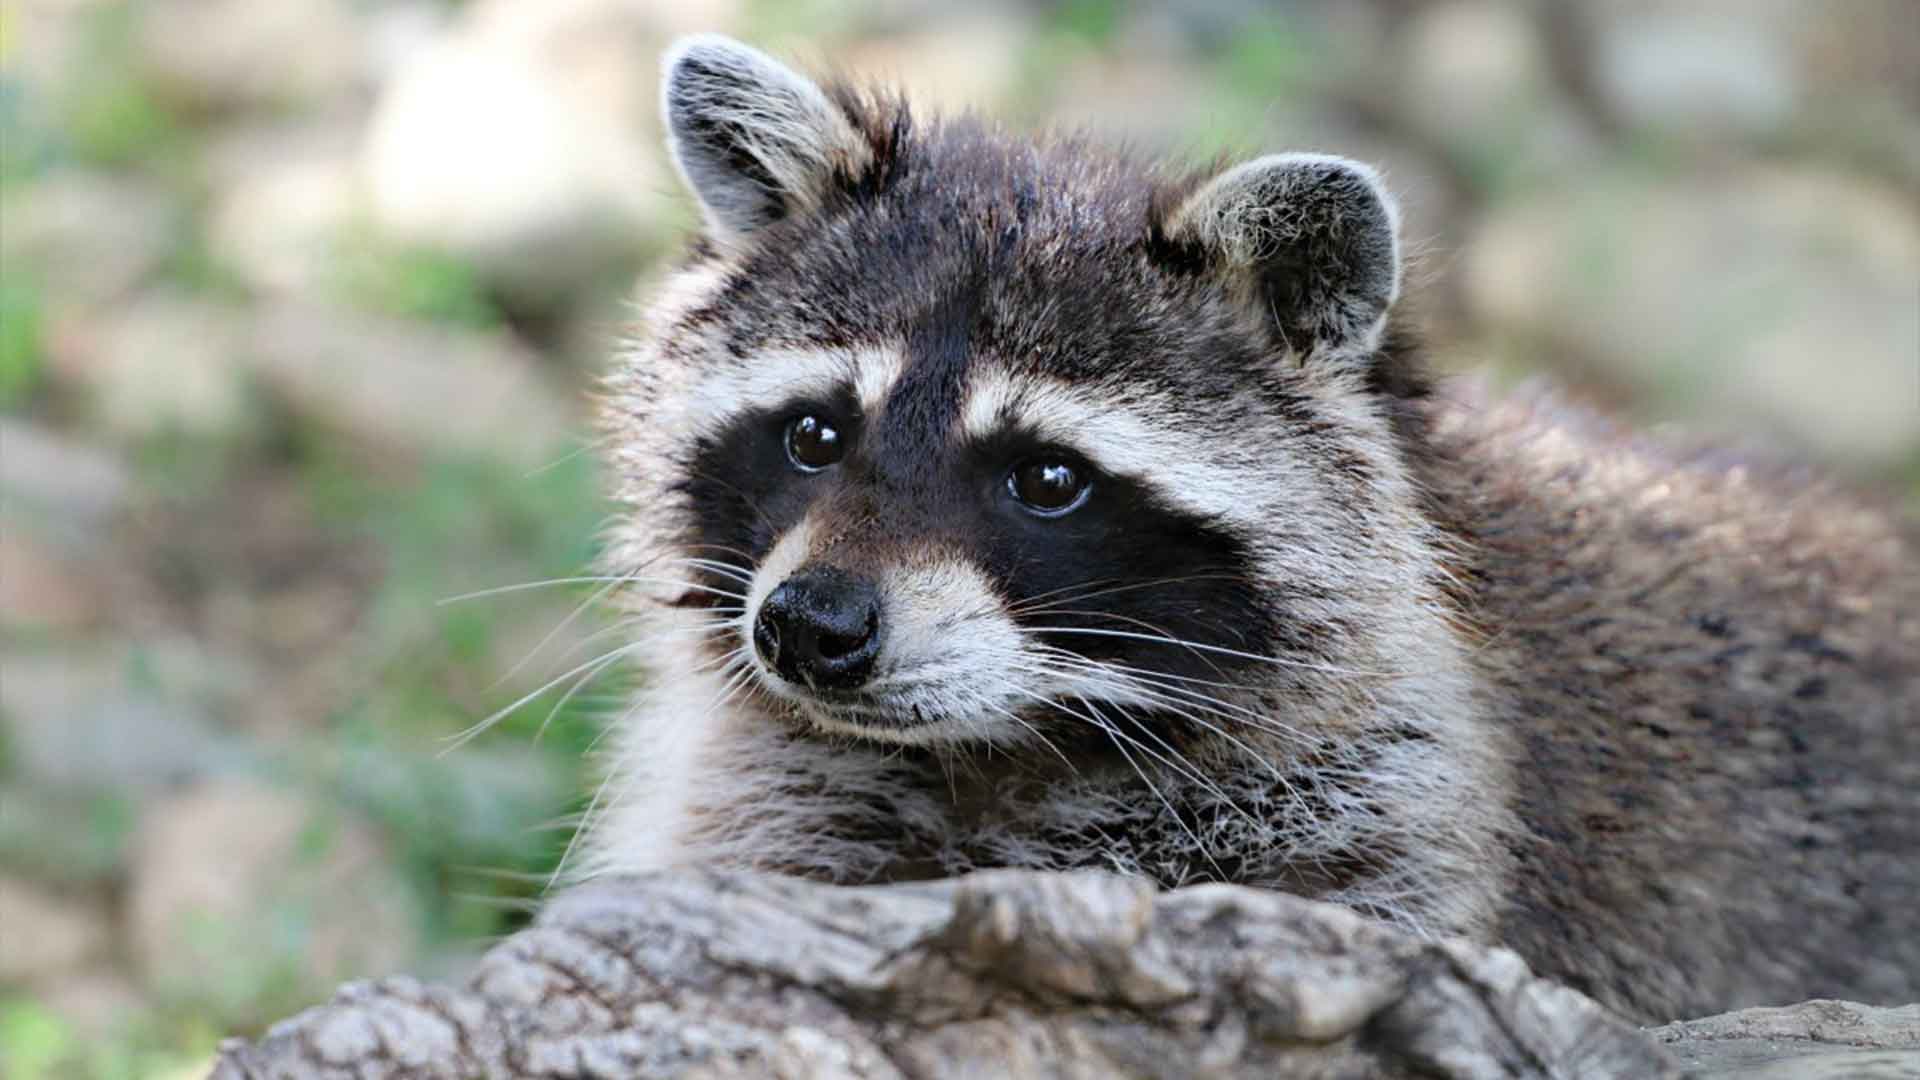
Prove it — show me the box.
[688,345,907,427]
[961,370,1276,525]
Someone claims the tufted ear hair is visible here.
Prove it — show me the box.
[1154,153,1402,363]
[660,34,872,245]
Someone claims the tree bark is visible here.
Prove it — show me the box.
[209,869,1912,1079]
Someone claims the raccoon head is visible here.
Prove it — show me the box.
[605,35,1444,753]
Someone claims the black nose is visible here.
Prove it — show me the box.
[753,567,882,690]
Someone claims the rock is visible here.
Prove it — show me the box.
[1590,4,1800,138]
[205,123,364,297]
[35,968,148,1040]
[245,300,578,469]
[0,876,108,982]
[127,779,422,1023]
[360,0,454,88]
[133,0,366,113]
[1,0,103,101]
[61,290,253,442]
[1649,1000,1920,1078]
[360,1,671,310]
[0,645,234,792]
[0,524,108,632]
[0,172,178,314]
[211,868,1679,1078]
[1396,1,1550,144]
[1461,165,1920,469]
[0,420,131,525]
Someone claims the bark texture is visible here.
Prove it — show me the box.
[208,869,1912,1079]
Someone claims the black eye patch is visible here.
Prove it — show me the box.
[957,429,1277,686]
[675,385,861,590]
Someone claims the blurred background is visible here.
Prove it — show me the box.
[0,0,1915,1074]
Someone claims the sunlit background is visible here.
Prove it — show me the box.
[1,0,1915,1074]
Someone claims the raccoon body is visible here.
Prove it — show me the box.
[585,35,1920,1020]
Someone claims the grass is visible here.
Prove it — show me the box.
[0,272,43,409]
[330,226,505,329]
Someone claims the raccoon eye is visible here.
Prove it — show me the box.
[1008,459,1090,516]
[785,414,844,471]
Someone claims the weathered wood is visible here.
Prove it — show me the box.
[209,870,1911,1079]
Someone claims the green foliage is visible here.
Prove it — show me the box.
[0,272,44,409]
[0,996,216,1080]
[1216,16,1314,102]
[300,448,610,937]
[331,227,504,329]
[58,4,189,172]
[0,785,136,885]
[1051,0,1123,44]
[0,999,71,1080]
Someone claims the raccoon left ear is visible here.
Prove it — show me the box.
[1154,153,1402,363]
[660,35,872,244]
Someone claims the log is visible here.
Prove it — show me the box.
[209,869,1912,1078]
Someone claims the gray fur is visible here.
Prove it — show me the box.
[661,35,871,243]
[1160,153,1402,361]
[585,35,1920,1023]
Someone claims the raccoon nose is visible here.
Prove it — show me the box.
[753,568,882,690]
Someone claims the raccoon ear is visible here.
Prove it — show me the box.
[1155,153,1402,362]
[660,35,870,243]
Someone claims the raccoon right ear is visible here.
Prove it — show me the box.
[1153,153,1402,364]
[660,35,871,245]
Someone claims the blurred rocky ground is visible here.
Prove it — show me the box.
[0,1,1915,1076]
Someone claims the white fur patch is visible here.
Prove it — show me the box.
[961,368,1286,528]
[687,346,906,435]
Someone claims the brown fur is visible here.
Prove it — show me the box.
[1424,381,1920,1017]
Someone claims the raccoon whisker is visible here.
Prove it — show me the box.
[1025,608,1255,684]
[443,573,749,606]
[552,746,621,888]
[680,541,765,567]
[535,645,633,745]
[558,642,756,887]
[1016,658,1301,776]
[1061,693,1230,881]
[1092,700,1271,835]
[1008,572,1267,615]
[533,621,739,750]
[552,614,738,668]
[1033,687,1231,813]
[444,642,646,756]
[1028,650,1316,745]
[519,434,610,479]
[467,553,750,690]
[489,568,643,692]
[1028,645,1266,705]
[677,556,756,584]
[450,619,738,756]
[982,700,1078,772]
[621,576,752,602]
[1002,575,1131,613]
[1010,658,1293,806]
[1025,625,1400,679]
[437,576,641,605]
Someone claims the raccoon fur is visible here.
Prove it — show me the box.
[582,34,1920,1021]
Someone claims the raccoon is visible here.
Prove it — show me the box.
[582,34,1920,1021]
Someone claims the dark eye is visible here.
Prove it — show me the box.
[1008,459,1091,516]
[785,414,845,471]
